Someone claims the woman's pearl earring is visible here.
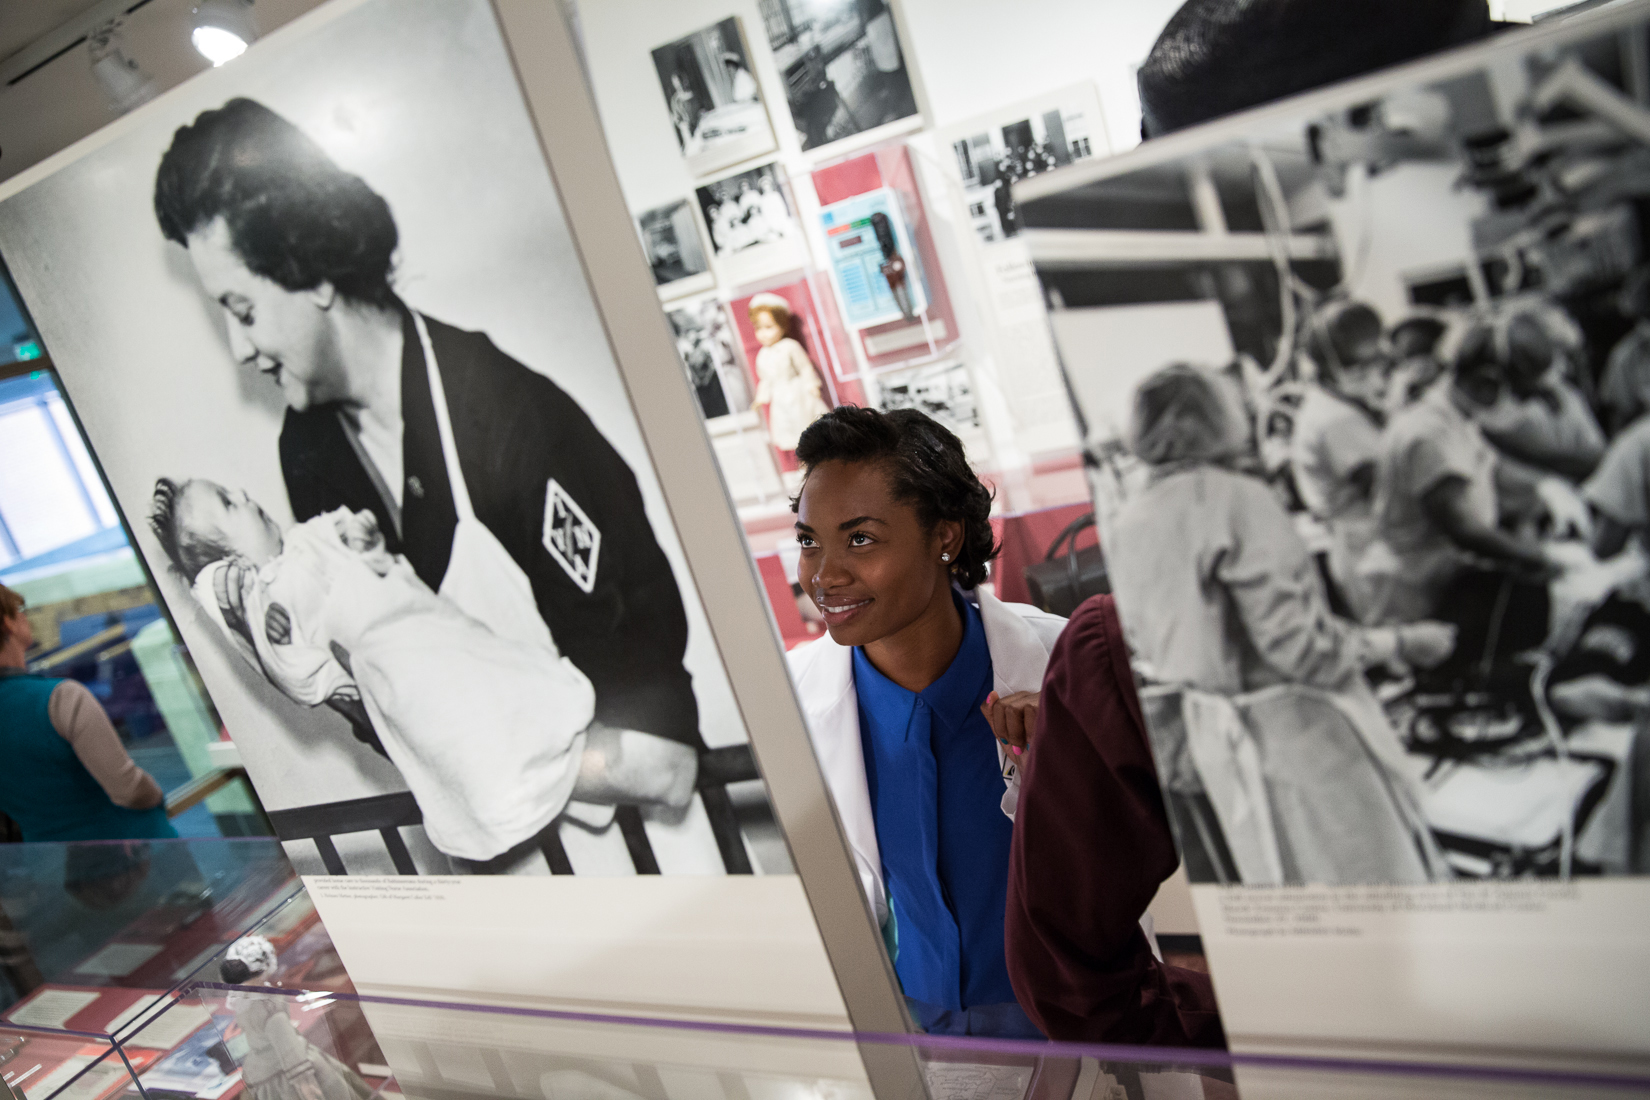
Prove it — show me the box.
[940,553,951,562]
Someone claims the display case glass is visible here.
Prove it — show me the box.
[7,862,1645,1100]
[25,980,1646,1100]
[0,839,305,1046]
[1,1024,128,1100]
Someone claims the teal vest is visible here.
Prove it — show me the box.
[0,671,177,842]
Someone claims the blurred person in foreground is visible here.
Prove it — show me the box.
[1004,592,1226,1047]
[0,583,177,842]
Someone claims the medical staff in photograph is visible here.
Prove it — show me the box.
[1369,319,1582,628]
[1104,365,1456,884]
[786,405,1062,1038]
[152,98,700,824]
[1291,299,1392,621]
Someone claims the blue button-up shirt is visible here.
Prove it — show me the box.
[852,596,1017,1012]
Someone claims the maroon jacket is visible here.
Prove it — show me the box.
[1005,594,1226,1047]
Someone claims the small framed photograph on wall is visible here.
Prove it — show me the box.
[937,82,1106,245]
[637,199,714,300]
[665,292,750,422]
[760,0,919,154]
[875,359,978,433]
[694,163,808,287]
[651,17,777,178]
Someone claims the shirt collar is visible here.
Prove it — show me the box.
[918,596,992,731]
[851,594,993,731]
[852,643,916,722]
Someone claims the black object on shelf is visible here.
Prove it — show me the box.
[1023,512,1109,617]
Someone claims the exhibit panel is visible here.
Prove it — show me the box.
[0,0,773,885]
[0,4,921,1095]
[1020,2,1650,1068]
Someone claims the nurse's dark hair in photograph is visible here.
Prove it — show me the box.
[792,405,999,588]
[1136,0,1499,138]
[153,97,399,308]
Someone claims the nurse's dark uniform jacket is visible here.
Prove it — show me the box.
[278,309,701,751]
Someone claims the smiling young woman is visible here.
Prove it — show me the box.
[785,405,1067,1038]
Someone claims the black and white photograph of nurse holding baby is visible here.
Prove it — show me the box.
[139,98,734,877]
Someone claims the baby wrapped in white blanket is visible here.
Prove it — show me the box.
[162,480,594,862]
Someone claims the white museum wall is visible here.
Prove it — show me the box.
[573,0,1184,475]
[572,0,1184,216]
[895,0,1184,146]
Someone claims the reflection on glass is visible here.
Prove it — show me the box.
[0,370,261,842]
[0,1025,129,1100]
[174,979,1641,1100]
[0,839,300,1026]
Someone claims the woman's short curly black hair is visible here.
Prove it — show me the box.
[154,98,398,308]
[792,406,998,589]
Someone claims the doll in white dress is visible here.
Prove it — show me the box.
[749,292,830,452]
[218,936,370,1100]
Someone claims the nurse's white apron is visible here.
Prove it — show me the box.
[417,314,550,653]
[416,315,727,875]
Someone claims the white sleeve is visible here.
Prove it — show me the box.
[246,553,360,707]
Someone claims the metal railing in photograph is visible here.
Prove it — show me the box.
[267,744,761,876]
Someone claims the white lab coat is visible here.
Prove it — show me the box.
[785,588,1066,927]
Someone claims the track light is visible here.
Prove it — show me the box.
[191,0,258,67]
[87,19,157,115]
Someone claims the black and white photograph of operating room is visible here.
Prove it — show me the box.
[1026,16,1650,885]
[759,0,919,153]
